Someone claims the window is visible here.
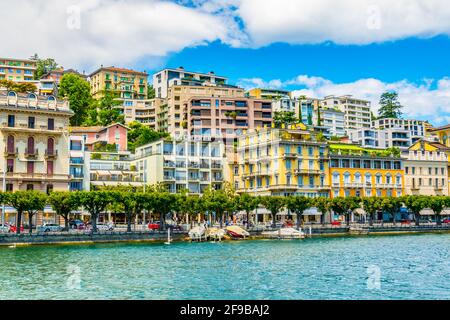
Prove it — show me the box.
[7,135,14,153]
[27,162,34,174]
[7,159,13,172]
[48,118,54,130]
[47,138,54,155]
[47,161,54,175]
[7,115,15,127]
[46,184,53,195]
[27,137,35,154]
[6,184,13,192]
[28,116,35,129]
[27,184,34,191]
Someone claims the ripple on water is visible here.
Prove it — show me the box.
[0,234,450,299]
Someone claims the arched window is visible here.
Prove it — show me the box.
[7,135,14,153]
[375,173,382,184]
[354,172,361,183]
[386,173,392,184]
[27,137,35,154]
[8,91,17,97]
[443,135,448,146]
[365,173,372,185]
[332,172,340,184]
[47,137,54,155]
[47,95,56,101]
[28,93,37,100]
[344,172,351,184]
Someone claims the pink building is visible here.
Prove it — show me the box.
[70,123,129,151]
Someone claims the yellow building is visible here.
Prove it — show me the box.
[0,58,36,83]
[329,143,404,198]
[234,124,330,197]
[247,88,291,100]
[89,66,148,100]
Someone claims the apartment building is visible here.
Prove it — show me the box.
[403,149,448,196]
[39,68,87,96]
[0,58,36,82]
[247,88,291,100]
[166,84,272,141]
[234,125,330,197]
[87,151,142,191]
[69,123,129,152]
[121,98,166,129]
[321,95,371,132]
[348,127,411,149]
[329,143,404,198]
[320,107,346,137]
[153,67,227,98]
[272,98,295,113]
[0,89,73,193]
[133,138,225,194]
[89,66,148,100]
[69,135,85,191]
[372,118,426,144]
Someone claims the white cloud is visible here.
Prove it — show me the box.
[272,75,450,125]
[236,0,450,46]
[0,0,233,70]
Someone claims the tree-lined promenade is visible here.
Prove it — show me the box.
[1,185,450,235]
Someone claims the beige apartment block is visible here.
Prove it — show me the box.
[122,98,166,129]
[0,89,73,193]
[166,85,272,140]
[403,150,448,196]
[0,58,36,83]
[89,66,148,100]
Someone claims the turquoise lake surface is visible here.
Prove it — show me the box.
[0,234,449,300]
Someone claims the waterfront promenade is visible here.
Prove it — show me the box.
[1,222,450,246]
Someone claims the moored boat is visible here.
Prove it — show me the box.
[188,226,206,241]
[225,226,250,239]
[206,227,226,241]
[261,227,306,239]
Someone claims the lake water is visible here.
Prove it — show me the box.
[0,234,449,300]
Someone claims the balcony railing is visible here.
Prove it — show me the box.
[45,149,58,158]
[4,147,18,156]
[25,148,38,157]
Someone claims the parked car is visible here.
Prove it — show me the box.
[0,224,10,233]
[38,223,64,233]
[442,218,450,224]
[148,222,160,230]
[85,222,114,231]
[7,224,24,233]
[331,221,341,226]
[69,219,85,230]
[400,219,411,225]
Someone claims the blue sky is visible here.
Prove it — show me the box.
[4,0,450,124]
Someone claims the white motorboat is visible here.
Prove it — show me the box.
[206,227,226,241]
[261,227,305,239]
[188,225,206,241]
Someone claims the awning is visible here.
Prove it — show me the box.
[419,208,450,216]
[94,170,110,176]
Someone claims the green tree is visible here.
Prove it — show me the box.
[380,197,403,225]
[144,191,176,230]
[286,196,311,230]
[378,91,403,119]
[59,74,93,126]
[94,90,124,126]
[203,187,231,228]
[5,191,47,234]
[362,197,383,226]
[313,197,331,225]
[118,192,145,232]
[260,196,286,227]
[403,195,428,226]
[77,191,112,232]
[429,196,447,226]
[236,193,260,229]
[330,197,360,226]
[48,191,81,231]
[0,80,37,93]
[273,111,298,128]
[147,84,155,99]
[30,54,58,79]
[127,121,169,152]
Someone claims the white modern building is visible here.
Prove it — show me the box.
[348,127,411,149]
[133,137,226,194]
[153,67,228,99]
[321,95,371,133]
[320,107,346,137]
[372,118,427,144]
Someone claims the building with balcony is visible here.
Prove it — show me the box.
[0,89,72,193]
[403,148,448,196]
[133,138,226,194]
[233,125,330,197]
[348,127,412,150]
[38,67,87,97]
[321,95,371,133]
[372,118,427,144]
[165,84,272,141]
[153,67,227,98]
[328,143,404,198]
[69,123,129,152]
[0,58,36,83]
[320,107,346,137]
[121,98,166,129]
[247,88,291,100]
[68,135,86,191]
[87,151,142,191]
[89,66,148,100]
